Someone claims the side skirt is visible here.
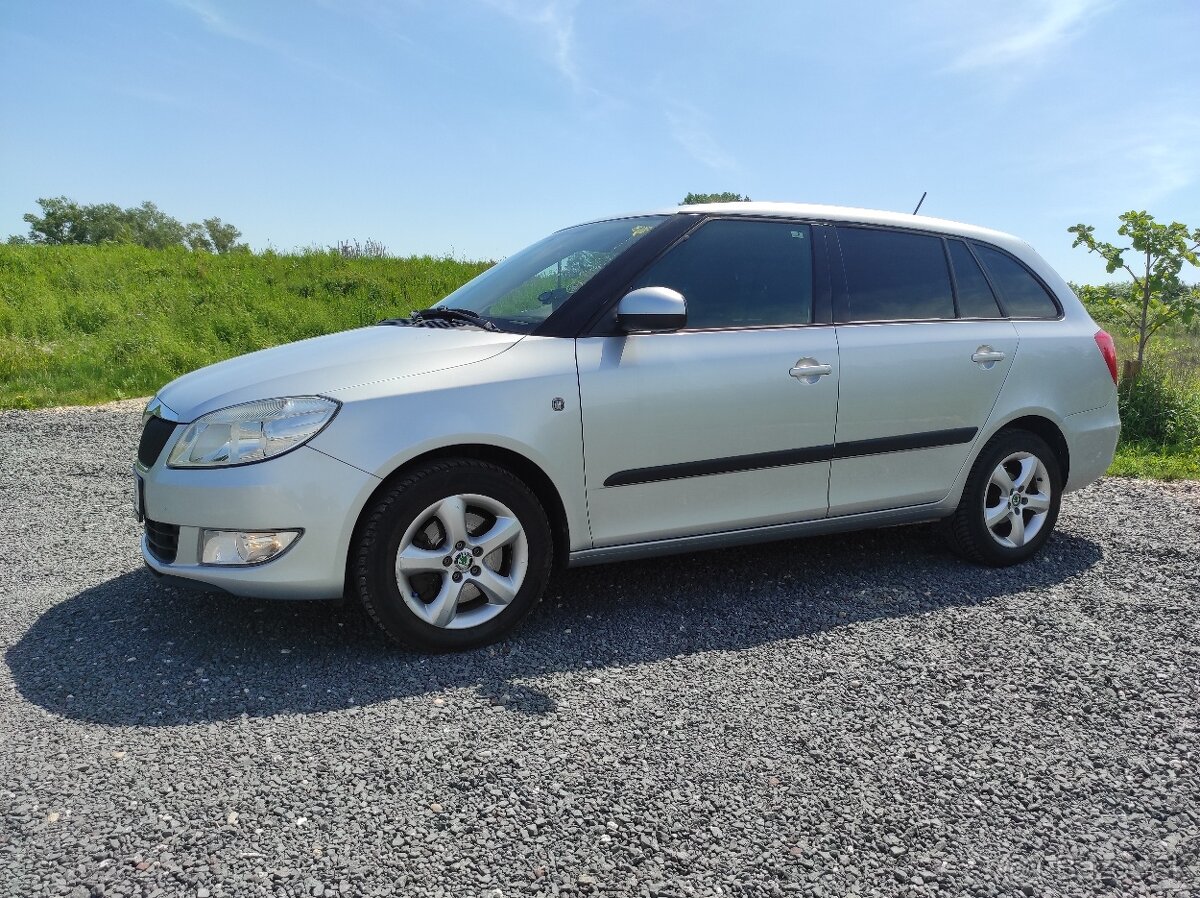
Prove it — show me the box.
[567,503,950,567]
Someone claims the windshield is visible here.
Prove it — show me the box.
[433,215,668,333]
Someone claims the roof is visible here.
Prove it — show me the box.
[651,202,1027,251]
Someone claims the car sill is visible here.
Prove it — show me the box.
[568,503,946,567]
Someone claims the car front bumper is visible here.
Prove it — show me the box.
[139,445,380,599]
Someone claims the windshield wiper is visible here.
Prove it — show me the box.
[406,307,502,332]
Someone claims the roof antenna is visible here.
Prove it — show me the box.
[912,191,927,215]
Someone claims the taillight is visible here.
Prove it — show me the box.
[1093,329,1118,385]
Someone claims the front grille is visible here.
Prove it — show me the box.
[145,518,180,564]
[138,415,177,468]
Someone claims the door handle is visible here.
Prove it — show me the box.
[790,359,833,382]
[971,346,1006,365]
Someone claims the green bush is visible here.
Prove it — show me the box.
[1118,363,1200,451]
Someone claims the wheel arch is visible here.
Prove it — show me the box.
[348,443,572,576]
[993,414,1070,486]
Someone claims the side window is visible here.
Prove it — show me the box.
[972,244,1059,318]
[836,227,955,321]
[947,240,1002,318]
[632,219,813,328]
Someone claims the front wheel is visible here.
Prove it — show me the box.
[943,429,1062,567]
[351,459,554,651]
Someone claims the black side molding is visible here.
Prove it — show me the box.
[834,426,978,460]
[604,446,832,488]
[603,427,978,488]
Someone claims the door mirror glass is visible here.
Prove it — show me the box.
[616,287,687,333]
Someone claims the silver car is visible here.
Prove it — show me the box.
[135,203,1121,650]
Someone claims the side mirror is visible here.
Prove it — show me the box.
[616,287,687,333]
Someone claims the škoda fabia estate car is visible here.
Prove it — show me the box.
[135,203,1120,650]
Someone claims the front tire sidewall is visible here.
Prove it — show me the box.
[355,461,553,651]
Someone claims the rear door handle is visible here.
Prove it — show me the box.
[971,346,1006,365]
[790,359,833,382]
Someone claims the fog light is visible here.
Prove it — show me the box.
[200,529,300,565]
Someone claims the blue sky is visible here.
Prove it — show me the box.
[2,0,1197,284]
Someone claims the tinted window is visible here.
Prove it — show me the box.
[837,227,954,321]
[948,240,1002,318]
[633,219,813,328]
[972,244,1059,318]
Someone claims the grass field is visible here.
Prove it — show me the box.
[1098,329,1200,480]
[0,244,490,409]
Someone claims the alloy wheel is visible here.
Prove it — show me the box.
[983,451,1053,549]
[394,493,529,630]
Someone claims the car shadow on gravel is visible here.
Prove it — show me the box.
[7,525,1101,726]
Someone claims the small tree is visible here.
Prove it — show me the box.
[1069,211,1200,379]
[184,222,214,252]
[124,201,187,249]
[201,217,247,253]
[23,197,129,245]
[14,197,247,252]
[681,192,751,205]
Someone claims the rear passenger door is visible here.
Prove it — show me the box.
[828,227,1019,515]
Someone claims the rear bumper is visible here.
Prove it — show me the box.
[139,445,380,599]
[1063,398,1120,492]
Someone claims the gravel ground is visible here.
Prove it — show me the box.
[1,400,1197,898]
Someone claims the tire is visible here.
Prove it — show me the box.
[943,428,1063,567]
[351,459,554,651]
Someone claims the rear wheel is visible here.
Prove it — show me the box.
[352,459,553,651]
[944,429,1062,566]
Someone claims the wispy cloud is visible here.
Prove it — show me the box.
[311,0,417,49]
[1031,107,1200,215]
[480,0,606,102]
[1089,113,1200,207]
[945,0,1115,72]
[664,101,736,172]
[170,0,370,93]
[173,0,261,46]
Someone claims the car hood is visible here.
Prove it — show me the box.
[156,325,523,421]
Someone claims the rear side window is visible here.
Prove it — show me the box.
[972,244,1059,318]
[947,240,1002,318]
[836,227,954,321]
[632,219,814,328]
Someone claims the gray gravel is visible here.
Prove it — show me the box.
[1,400,1198,898]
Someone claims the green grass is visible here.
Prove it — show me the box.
[0,244,491,409]
[1108,444,1200,480]
[1094,323,1199,480]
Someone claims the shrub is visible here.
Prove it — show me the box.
[1118,362,1200,451]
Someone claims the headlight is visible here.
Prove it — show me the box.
[167,396,339,468]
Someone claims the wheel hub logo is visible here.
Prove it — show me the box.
[454,551,473,570]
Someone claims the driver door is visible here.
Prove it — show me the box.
[576,218,839,547]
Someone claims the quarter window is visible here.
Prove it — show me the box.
[948,240,1002,318]
[836,227,955,321]
[972,244,1059,318]
[632,219,814,328]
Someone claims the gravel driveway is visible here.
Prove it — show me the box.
[1,400,1197,898]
